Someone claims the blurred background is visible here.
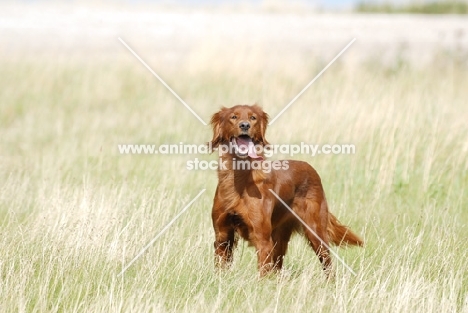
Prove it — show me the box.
[2,0,467,63]
[2,0,467,149]
[2,0,467,120]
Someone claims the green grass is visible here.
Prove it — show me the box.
[1,50,467,312]
[356,0,468,14]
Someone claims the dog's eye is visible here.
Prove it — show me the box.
[250,116,256,121]
[231,115,237,120]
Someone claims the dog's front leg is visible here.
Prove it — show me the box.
[249,198,275,276]
[212,211,236,270]
[253,235,274,276]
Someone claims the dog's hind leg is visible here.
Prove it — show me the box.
[298,199,333,277]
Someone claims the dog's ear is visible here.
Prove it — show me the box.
[209,107,227,150]
[253,104,269,146]
[260,111,270,146]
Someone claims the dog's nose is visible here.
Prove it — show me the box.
[239,122,250,131]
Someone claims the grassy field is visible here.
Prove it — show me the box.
[356,0,468,14]
[1,24,468,312]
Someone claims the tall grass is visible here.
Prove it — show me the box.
[1,46,467,312]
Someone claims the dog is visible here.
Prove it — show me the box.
[210,104,363,276]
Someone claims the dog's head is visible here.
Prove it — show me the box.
[210,104,269,159]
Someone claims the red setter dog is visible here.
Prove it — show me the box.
[210,104,363,277]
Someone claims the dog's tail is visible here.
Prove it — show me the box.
[327,213,363,246]
[324,198,363,246]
